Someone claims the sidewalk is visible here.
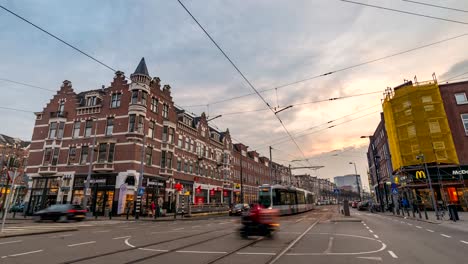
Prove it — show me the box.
[381,209,468,232]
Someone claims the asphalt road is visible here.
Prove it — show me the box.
[0,206,466,264]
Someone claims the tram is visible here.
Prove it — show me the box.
[257,184,315,215]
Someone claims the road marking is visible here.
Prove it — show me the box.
[373,234,379,239]
[365,226,370,229]
[94,230,110,233]
[49,234,73,238]
[177,250,227,254]
[192,225,201,228]
[9,250,43,257]
[237,252,276,255]
[388,250,398,258]
[400,221,405,223]
[295,218,304,223]
[441,234,451,238]
[173,227,184,231]
[68,241,96,247]
[426,229,434,232]
[416,226,422,229]
[369,230,374,233]
[407,223,413,226]
[140,248,169,252]
[125,238,135,248]
[0,240,22,245]
[323,236,334,253]
[461,240,468,245]
[123,227,137,230]
[113,236,131,240]
[357,256,382,261]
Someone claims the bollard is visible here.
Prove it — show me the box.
[412,209,416,218]
[406,209,410,217]
[424,208,428,220]
[397,208,400,215]
[418,209,422,219]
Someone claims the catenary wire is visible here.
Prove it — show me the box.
[176,0,312,168]
[0,4,117,72]
[340,0,468,25]
[402,0,468,13]
[181,32,468,108]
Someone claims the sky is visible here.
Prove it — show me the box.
[2,0,468,192]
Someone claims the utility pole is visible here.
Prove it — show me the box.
[418,154,439,220]
[135,123,146,220]
[349,162,362,201]
[269,146,273,184]
[82,117,98,212]
[288,164,292,186]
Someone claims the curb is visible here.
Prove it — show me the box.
[0,228,78,238]
[383,213,441,224]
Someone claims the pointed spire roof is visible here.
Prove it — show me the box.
[133,57,150,76]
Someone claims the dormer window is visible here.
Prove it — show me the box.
[58,101,65,114]
[86,96,97,106]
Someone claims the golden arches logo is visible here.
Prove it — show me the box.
[415,170,426,179]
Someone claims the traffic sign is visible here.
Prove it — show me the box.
[392,188,398,195]
[138,187,145,196]
[333,189,340,194]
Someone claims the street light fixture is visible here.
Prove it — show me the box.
[82,116,98,213]
[416,153,439,220]
[207,115,222,122]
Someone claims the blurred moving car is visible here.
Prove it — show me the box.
[9,203,25,213]
[357,201,370,211]
[229,203,250,216]
[33,204,87,222]
[351,201,359,208]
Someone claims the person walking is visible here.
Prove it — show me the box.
[150,200,156,219]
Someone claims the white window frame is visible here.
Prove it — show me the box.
[455,93,468,105]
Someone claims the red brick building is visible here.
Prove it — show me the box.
[25,58,291,215]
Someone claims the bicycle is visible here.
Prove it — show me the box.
[436,205,447,220]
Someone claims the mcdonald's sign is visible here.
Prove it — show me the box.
[415,170,426,179]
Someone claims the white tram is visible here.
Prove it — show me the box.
[258,184,315,215]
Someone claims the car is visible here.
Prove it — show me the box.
[229,203,250,216]
[351,201,359,208]
[357,201,370,211]
[33,204,87,222]
[9,203,25,213]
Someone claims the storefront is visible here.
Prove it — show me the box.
[71,174,116,216]
[141,177,165,215]
[26,176,60,215]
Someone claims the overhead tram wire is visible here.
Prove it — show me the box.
[176,0,313,168]
[402,0,468,13]
[0,106,34,113]
[340,0,468,25]
[0,5,117,73]
[0,78,56,92]
[181,32,468,108]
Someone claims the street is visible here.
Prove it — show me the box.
[0,206,466,264]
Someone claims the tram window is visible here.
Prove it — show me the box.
[273,189,282,205]
[297,191,305,204]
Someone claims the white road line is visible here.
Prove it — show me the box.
[9,250,43,257]
[426,229,434,232]
[67,241,96,247]
[269,220,318,264]
[407,223,413,226]
[192,225,201,228]
[400,221,405,223]
[177,250,227,254]
[125,238,135,248]
[295,218,304,223]
[369,230,374,233]
[388,250,398,258]
[416,226,422,229]
[0,240,22,245]
[365,226,370,229]
[461,240,468,245]
[113,236,131,240]
[323,236,334,253]
[94,230,110,233]
[441,234,451,238]
[123,227,137,230]
[173,227,184,231]
[373,234,379,239]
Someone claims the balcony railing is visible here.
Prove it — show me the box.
[77,105,102,115]
[50,111,68,118]
[93,163,114,172]
[38,165,58,175]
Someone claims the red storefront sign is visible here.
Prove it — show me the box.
[223,190,228,197]
[210,189,215,196]
[195,197,205,204]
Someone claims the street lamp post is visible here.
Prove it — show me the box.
[82,117,98,213]
[417,154,439,220]
[349,162,361,201]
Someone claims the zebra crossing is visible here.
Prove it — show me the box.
[1,220,130,233]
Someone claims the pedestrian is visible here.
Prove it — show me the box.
[150,200,156,219]
[402,197,409,209]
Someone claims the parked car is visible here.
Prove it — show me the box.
[33,204,87,222]
[9,203,25,213]
[357,201,370,211]
[229,204,250,216]
[351,201,359,208]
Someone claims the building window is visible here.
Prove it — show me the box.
[98,143,107,163]
[189,163,193,174]
[195,163,199,175]
[429,120,441,133]
[48,122,57,139]
[167,152,173,169]
[67,147,76,165]
[162,103,169,119]
[131,90,138,104]
[51,148,60,166]
[184,161,188,173]
[142,91,148,106]
[461,114,468,135]
[178,135,182,148]
[57,122,65,139]
[129,114,136,132]
[148,121,155,138]
[424,105,435,112]
[185,138,190,150]
[407,125,416,137]
[151,98,158,113]
[421,96,432,103]
[105,118,114,136]
[455,93,468,105]
[137,115,144,133]
[80,146,89,165]
[177,160,181,171]
[191,140,195,153]
[168,127,174,143]
[43,147,52,165]
[146,147,153,165]
[161,151,166,168]
[58,101,65,114]
[111,93,121,108]
[108,143,115,162]
[84,120,93,137]
[73,121,80,138]
[162,126,168,142]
